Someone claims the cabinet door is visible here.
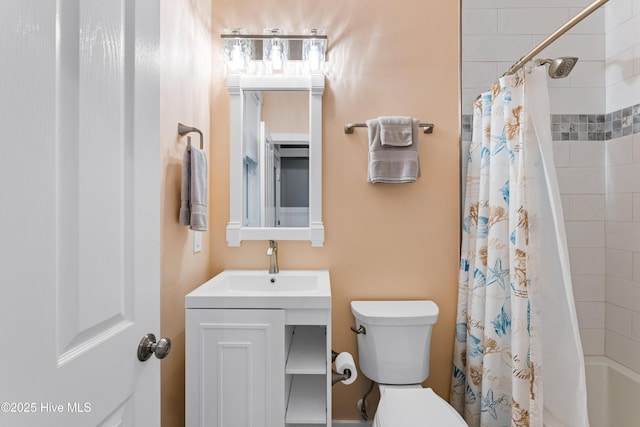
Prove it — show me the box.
[186,309,285,427]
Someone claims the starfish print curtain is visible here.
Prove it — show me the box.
[450,66,589,427]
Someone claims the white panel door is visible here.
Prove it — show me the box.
[0,1,160,426]
[186,309,285,427]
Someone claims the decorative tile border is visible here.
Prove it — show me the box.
[462,114,472,142]
[551,114,605,141]
[461,103,640,142]
[607,104,640,140]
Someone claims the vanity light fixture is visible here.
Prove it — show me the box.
[220,28,328,76]
[303,29,326,73]
[263,28,287,73]
[222,28,250,73]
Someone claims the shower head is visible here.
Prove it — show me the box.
[535,57,579,79]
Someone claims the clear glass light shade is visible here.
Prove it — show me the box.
[221,28,327,76]
[223,28,251,72]
[263,28,288,73]
[303,29,326,73]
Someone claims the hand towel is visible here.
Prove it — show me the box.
[189,146,208,231]
[378,116,413,146]
[179,148,191,226]
[367,118,420,184]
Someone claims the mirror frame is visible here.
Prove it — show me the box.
[226,73,325,247]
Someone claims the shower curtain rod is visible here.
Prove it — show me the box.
[503,0,609,76]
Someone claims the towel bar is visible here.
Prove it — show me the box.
[178,123,204,149]
[344,122,434,135]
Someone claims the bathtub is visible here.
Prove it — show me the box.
[584,356,640,427]
[542,356,640,427]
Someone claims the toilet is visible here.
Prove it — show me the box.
[351,300,468,426]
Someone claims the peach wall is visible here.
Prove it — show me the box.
[160,1,212,426]
[262,91,309,133]
[209,0,461,420]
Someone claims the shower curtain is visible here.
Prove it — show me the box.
[450,66,589,427]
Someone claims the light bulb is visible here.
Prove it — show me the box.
[271,44,282,70]
[231,44,244,71]
[308,44,320,72]
[303,28,326,74]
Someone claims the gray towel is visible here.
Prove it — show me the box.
[367,118,420,184]
[379,116,413,146]
[179,148,191,226]
[179,146,208,230]
[189,146,208,231]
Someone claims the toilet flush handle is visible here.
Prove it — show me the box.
[350,325,366,335]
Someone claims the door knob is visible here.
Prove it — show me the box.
[138,333,172,361]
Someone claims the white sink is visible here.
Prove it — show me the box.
[227,272,319,293]
[185,270,331,309]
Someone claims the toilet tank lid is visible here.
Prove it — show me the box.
[351,300,439,326]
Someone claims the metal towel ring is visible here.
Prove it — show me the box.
[178,123,204,149]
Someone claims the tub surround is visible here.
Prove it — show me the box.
[462,0,640,375]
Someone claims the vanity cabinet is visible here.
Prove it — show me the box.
[185,309,285,427]
[186,308,332,427]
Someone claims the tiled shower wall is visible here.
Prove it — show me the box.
[604,134,640,371]
[554,140,606,355]
[462,0,605,116]
[602,0,640,372]
[463,0,640,371]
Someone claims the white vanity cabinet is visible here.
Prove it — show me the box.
[186,308,331,427]
[185,270,332,427]
[283,311,331,427]
[185,309,286,427]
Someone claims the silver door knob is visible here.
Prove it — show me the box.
[138,333,172,361]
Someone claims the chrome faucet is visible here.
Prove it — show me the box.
[266,240,279,274]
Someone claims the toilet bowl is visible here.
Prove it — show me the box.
[351,300,468,427]
[374,385,467,426]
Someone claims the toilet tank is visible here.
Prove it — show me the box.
[351,300,439,385]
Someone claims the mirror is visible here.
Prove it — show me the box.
[242,90,309,228]
[226,74,325,246]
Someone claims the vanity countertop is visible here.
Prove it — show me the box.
[185,269,331,309]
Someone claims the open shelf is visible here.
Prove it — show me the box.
[286,326,326,374]
[285,375,326,424]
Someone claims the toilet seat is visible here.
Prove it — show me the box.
[373,387,468,427]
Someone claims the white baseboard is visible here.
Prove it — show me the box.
[332,421,373,426]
